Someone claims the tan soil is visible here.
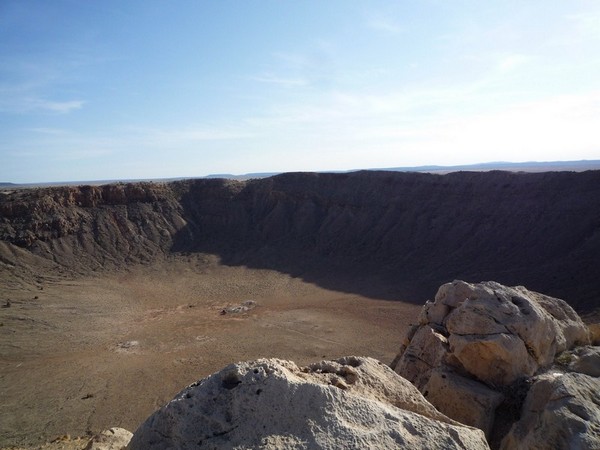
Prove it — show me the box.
[0,255,419,448]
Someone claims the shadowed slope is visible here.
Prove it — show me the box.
[1,170,599,312]
[171,171,600,312]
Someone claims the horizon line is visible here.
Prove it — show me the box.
[2,159,600,188]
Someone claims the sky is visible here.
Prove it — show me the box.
[1,1,599,183]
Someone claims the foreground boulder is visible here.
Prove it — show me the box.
[392,280,591,439]
[422,368,504,439]
[500,372,600,450]
[129,356,489,449]
[564,345,600,377]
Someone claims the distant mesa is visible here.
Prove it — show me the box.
[204,159,600,180]
[204,172,280,180]
[379,159,600,174]
[3,159,600,187]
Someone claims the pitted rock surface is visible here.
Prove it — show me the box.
[129,356,489,450]
[500,372,600,450]
[393,280,591,439]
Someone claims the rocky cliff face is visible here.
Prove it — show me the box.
[0,182,183,263]
[1,170,599,312]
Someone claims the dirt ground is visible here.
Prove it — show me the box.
[0,255,420,448]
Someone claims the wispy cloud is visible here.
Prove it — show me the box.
[0,47,91,115]
[235,78,600,168]
[251,73,309,87]
[272,52,311,69]
[496,53,530,72]
[32,99,85,113]
[4,136,116,161]
[267,43,338,89]
[567,11,600,40]
[5,87,598,180]
[366,16,403,34]
[121,125,256,147]
[422,91,600,163]
[26,127,70,135]
[0,85,84,114]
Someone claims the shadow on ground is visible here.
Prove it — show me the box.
[170,171,600,314]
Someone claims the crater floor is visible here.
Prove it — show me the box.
[0,255,419,448]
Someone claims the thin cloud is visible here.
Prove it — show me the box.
[367,17,403,34]
[27,127,70,135]
[237,81,600,167]
[0,94,84,114]
[252,74,309,87]
[0,53,88,114]
[567,11,600,40]
[272,52,311,69]
[496,54,530,72]
[34,99,85,113]
[423,91,600,163]
[123,125,257,146]
[269,47,337,87]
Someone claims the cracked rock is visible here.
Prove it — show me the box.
[393,280,592,439]
[395,281,590,387]
[128,357,489,449]
[500,372,600,450]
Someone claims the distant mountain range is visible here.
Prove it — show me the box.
[2,159,600,187]
[204,160,600,180]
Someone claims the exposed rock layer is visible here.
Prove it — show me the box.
[2,170,600,312]
[500,372,600,450]
[129,356,489,449]
[393,280,591,439]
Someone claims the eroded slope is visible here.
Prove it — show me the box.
[1,170,599,312]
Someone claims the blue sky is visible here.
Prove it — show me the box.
[1,1,599,183]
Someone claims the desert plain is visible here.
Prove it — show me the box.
[0,255,419,448]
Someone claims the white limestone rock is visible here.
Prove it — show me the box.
[394,280,592,440]
[394,325,449,389]
[128,356,490,450]
[422,368,504,439]
[448,332,536,385]
[567,346,600,377]
[500,372,600,450]
[395,280,590,387]
[85,427,132,450]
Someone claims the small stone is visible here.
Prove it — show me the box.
[85,427,133,450]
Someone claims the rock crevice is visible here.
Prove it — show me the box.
[393,280,596,446]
